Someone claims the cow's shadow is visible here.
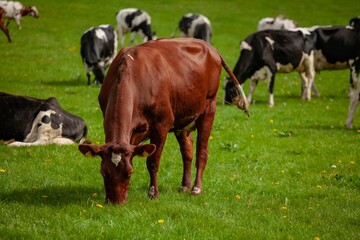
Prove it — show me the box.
[0,185,102,206]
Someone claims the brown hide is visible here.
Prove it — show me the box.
[0,7,10,42]
[79,38,248,204]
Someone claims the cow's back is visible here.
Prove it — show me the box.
[99,38,222,133]
[0,92,41,141]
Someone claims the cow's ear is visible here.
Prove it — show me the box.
[79,144,103,157]
[133,144,156,157]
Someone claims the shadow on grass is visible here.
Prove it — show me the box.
[0,185,103,206]
[42,78,85,87]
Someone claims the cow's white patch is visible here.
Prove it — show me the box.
[240,41,252,51]
[111,153,122,167]
[276,62,295,72]
[127,54,134,60]
[251,66,272,81]
[95,29,108,42]
[290,27,311,37]
[265,36,275,49]
[8,110,72,146]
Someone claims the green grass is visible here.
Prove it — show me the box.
[1,0,360,239]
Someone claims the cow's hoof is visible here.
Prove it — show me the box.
[191,187,202,195]
[178,186,190,193]
[148,186,157,199]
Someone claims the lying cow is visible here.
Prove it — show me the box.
[171,13,212,43]
[0,92,87,146]
[224,29,316,107]
[308,25,360,128]
[79,38,249,204]
[80,24,118,85]
[257,16,298,31]
[115,8,156,47]
[0,1,39,29]
[0,7,11,42]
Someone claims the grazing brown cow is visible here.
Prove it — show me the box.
[79,38,249,204]
[0,7,11,42]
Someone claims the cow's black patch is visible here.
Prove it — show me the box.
[125,10,143,28]
[41,115,50,124]
[179,14,199,35]
[50,113,61,130]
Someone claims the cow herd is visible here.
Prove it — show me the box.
[1,2,360,204]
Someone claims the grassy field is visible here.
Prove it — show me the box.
[1,0,360,239]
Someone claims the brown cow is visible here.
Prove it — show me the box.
[79,38,249,204]
[0,7,11,42]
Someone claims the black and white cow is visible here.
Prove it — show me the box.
[81,24,118,85]
[224,29,316,107]
[308,25,360,128]
[0,92,87,146]
[257,16,320,97]
[171,13,212,43]
[257,16,298,31]
[115,8,156,47]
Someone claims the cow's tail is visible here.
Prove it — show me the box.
[220,55,250,116]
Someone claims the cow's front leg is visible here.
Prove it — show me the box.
[147,131,168,199]
[175,130,194,192]
[192,99,216,195]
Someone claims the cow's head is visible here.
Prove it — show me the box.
[79,142,156,204]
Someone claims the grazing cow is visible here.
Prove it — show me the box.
[0,7,11,42]
[309,25,360,128]
[115,8,156,47]
[257,16,298,31]
[224,29,316,107]
[78,38,249,204]
[0,1,39,29]
[0,92,87,146]
[81,24,118,85]
[171,13,212,43]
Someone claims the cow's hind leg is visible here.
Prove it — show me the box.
[192,99,216,195]
[346,65,360,128]
[175,130,194,192]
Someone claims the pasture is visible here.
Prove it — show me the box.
[0,0,359,239]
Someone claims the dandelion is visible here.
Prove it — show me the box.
[96,204,104,208]
[0,169,6,173]
[157,219,165,224]
[316,185,322,189]
[269,119,274,124]
[42,195,48,199]
[209,136,214,140]
[273,128,277,132]
[349,161,355,165]
[235,195,241,200]
[314,237,320,240]
[251,134,254,138]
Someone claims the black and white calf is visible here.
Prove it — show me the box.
[257,16,298,31]
[309,25,360,128]
[224,29,316,107]
[0,92,87,146]
[171,13,212,43]
[115,8,156,47]
[81,24,118,85]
